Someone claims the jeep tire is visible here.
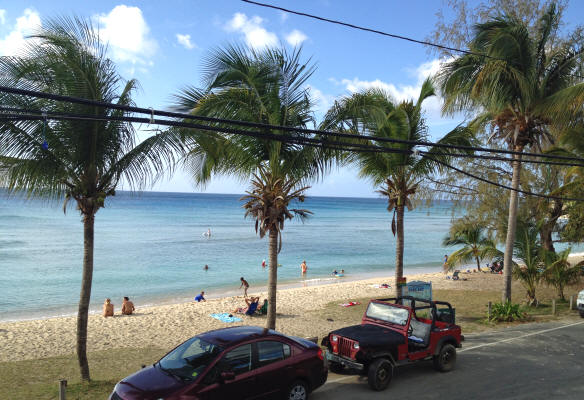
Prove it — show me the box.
[367,358,392,391]
[433,343,456,372]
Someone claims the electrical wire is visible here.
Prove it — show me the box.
[2,85,584,164]
[241,0,584,81]
[3,109,584,202]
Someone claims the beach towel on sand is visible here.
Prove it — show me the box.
[210,313,242,323]
[340,301,361,307]
[370,284,391,289]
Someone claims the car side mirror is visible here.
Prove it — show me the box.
[220,371,235,381]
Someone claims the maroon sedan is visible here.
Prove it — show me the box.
[109,326,328,400]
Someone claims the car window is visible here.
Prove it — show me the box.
[257,341,290,367]
[158,337,222,381]
[222,344,252,375]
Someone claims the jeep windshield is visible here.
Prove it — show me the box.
[365,302,409,326]
[158,337,223,381]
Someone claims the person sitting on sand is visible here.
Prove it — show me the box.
[194,291,206,302]
[121,296,135,315]
[233,296,260,315]
[103,298,114,317]
[332,269,338,276]
[239,277,249,297]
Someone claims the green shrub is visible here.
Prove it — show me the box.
[488,301,527,322]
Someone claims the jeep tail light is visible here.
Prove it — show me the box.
[317,348,323,360]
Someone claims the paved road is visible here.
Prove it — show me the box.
[312,320,584,400]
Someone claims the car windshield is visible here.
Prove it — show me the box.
[158,337,223,381]
[366,302,409,326]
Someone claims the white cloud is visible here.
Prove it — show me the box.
[334,58,458,126]
[95,5,157,65]
[307,84,334,115]
[176,33,195,49]
[285,29,307,46]
[224,12,277,49]
[0,9,41,56]
[0,10,6,25]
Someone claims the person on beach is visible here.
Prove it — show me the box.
[103,298,114,317]
[262,259,266,268]
[300,260,307,275]
[203,264,209,271]
[233,296,260,315]
[194,291,206,302]
[443,254,449,273]
[332,269,338,276]
[121,296,135,315]
[239,277,249,297]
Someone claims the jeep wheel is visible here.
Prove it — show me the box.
[367,358,392,391]
[433,343,456,372]
[329,361,344,373]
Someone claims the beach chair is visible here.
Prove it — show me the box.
[257,300,268,315]
[245,301,259,316]
[452,271,460,281]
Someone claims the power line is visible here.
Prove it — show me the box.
[425,155,584,202]
[2,85,584,164]
[4,105,584,168]
[241,0,584,81]
[3,109,584,202]
[241,0,490,58]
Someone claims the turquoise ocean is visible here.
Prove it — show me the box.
[3,190,575,322]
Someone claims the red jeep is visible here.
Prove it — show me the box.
[322,296,464,391]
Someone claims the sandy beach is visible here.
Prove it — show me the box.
[1,253,583,363]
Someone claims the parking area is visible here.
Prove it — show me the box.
[313,320,584,400]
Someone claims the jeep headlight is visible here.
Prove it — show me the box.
[353,342,359,349]
[331,335,338,342]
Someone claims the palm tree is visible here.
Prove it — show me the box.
[542,248,584,301]
[322,78,473,296]
[0,17,181,380]
[443,225,501,271]
[512,221,543,306]
[174,45,327,329]
[438,3,584,302]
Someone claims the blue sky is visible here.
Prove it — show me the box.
[1,1,583,197]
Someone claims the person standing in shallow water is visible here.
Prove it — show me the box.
[300,260,307,275]
[121,296,135,315]
[239,277,249,297]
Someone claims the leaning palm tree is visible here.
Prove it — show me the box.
[542,248,584,301]
[0,17,181,381]
[512,221,543,306]
[322,78,473,296]
[438,3,584,302]
[174,45,328,329]
[443,225,502,271]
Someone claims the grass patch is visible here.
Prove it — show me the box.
[0,347,165,400]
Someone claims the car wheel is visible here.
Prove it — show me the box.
[367,358,393,391]
[286,380,309,400]
[433,343,457,372]
[329,361,344,373]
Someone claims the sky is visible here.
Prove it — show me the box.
[1,0,583,197]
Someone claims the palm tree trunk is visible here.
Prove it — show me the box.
[502,146,523,303]
[395,205,405,297]
[266,229,278,330]
[476,257,481,272]
[77,212,94,381]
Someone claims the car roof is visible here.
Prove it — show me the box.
[197,325,286,347]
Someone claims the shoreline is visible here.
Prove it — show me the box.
[0,269,507,362]
[0,264,441,323]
